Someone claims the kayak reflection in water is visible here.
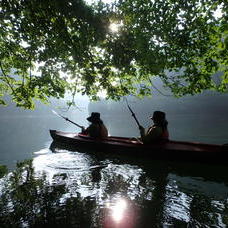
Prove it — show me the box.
[81,112,108,138]
[139,111,169,144]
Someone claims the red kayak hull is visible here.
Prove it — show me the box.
[49,130,228,164]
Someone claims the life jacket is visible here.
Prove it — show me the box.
[85,123,108,138]
[145,125,169,143]
[161,129,169,141]
[99,124,108,138]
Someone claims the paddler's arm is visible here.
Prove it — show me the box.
[141,126,163,144]
[80,126,86,134]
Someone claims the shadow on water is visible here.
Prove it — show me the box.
[0,141,228,227]
[50,141,228,184]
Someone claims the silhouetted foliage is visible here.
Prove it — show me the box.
[0,0,227,108]
[0,160,96,227]
[0,165,7,178]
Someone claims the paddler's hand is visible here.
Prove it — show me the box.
[139,125,144,131]
[81,126,85,133]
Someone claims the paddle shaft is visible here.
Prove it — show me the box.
[126,102,141,128]
[65,118,84,129]
[52,110,84,130]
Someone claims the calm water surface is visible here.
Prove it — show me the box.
[0,112,228,227]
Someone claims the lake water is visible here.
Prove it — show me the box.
[0,103,228,227]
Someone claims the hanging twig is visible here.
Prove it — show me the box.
[148,77,172,97]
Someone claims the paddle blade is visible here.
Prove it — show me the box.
[52,110,63,118]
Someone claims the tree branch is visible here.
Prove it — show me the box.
[148,77,172,97]
[0,62,15,93]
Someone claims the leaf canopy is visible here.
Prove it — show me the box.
[0,0,227,108]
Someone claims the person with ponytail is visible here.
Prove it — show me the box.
[139,111,169,144]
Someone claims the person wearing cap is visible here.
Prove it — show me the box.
[81,112,108,138]
[139,111,169,144]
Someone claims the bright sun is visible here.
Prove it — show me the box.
[109,22,121,33]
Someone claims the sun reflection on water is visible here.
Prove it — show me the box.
[111,198,127,223]
[103,197,137,228]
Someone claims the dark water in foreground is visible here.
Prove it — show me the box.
[39,143,228,227]
[0,111,228,227]
[1,142,227,227]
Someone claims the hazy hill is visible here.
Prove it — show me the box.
[88,92,228,117]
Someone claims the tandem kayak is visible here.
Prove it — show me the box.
[49,130,228,164]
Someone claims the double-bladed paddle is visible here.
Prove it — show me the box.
[124,98,141,128]
[52,110,84,130]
